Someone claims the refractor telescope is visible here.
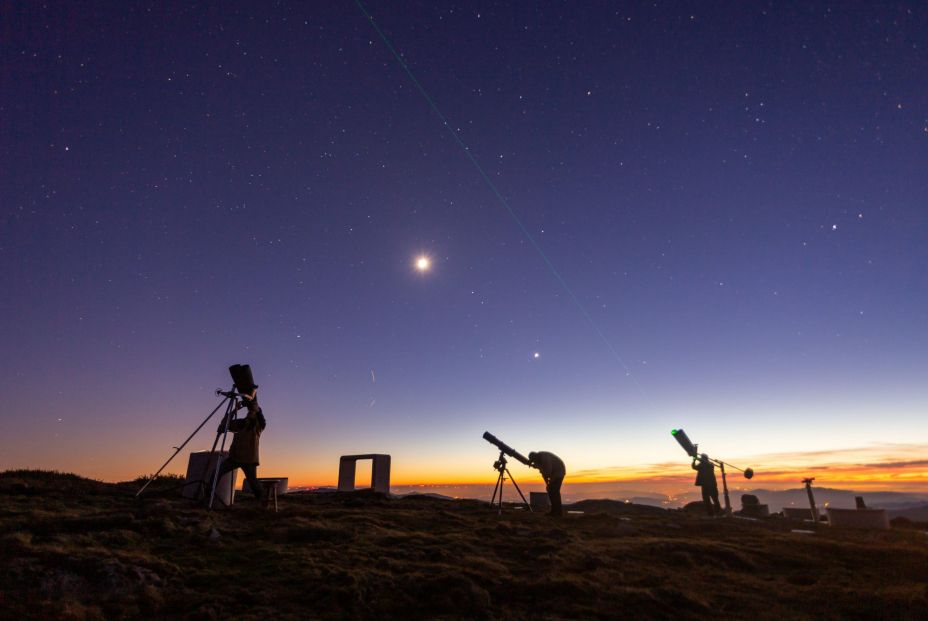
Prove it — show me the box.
[672,428,755,515]
[482,432,530,466]
[671,428,754,479]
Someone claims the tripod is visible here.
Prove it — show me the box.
[490,451,531,514]
[136,387,242,510]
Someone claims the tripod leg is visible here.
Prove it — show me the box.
[491,469,503,509]
[506,469,532,512]
[208,398,237,509]
[136,395,232,497]
[496,470,506,515]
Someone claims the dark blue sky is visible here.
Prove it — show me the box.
[2,1,926,486]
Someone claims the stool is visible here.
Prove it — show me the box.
[264,481,279,512]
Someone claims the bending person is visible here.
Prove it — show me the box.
[217,391,267,505]
[528,451,566,517]
[692,453,721,516]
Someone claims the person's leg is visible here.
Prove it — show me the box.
[217,457,236,478]
[241,463,263,501]
[709,488,721,515]
[548,476,564,516]
[701,487,714,515]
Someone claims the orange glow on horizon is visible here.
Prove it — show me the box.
[16,443,928,495]
[211,461,928,493]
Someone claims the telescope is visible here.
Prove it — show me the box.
[482,431,530,466]
[671,428,698,457]
[671,428,753,479]
[482,431,531,513]
[137,364,259,504]
[671,428,755,515]
[229,364,258,395]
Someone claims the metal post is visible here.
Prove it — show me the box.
[803,478,819,523]
[719,462,732,515]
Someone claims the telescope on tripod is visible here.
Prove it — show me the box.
[482,432,532,514]
[671,428,755,515]
[136,364,258,509]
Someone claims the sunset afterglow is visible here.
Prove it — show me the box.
[2,2,925,506]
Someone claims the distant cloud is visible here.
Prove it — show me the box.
[568,443,928,493]
[861,459,928,469]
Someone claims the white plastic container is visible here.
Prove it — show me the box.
[182,451,236,506]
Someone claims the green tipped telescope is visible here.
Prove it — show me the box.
[671,428,754,480]
[482,431,530,466]
[672,427,755,515]
[671,428,698,457]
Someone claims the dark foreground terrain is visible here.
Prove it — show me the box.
[1,471,926,620]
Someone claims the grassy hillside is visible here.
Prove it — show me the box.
[1,470,926,620]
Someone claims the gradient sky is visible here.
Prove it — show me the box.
[2,1,926,494]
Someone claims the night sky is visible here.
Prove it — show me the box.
[3,2,926,494]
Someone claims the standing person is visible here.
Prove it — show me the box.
[693,453,721,516]
[216,391,267,505]
[528,451,566,517]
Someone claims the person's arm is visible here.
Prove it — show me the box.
[227,413,258,432]
[217,414,235,433]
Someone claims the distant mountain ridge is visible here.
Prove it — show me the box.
[705,487,928,513]
[291,483,928,513]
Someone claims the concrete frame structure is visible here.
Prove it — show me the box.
[337,454,391,494]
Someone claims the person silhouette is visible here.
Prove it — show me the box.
[692,453,721,516]
[216,391,267,505]
[528,451,566,517]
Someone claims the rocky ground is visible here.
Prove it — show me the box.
[1,470,926,620]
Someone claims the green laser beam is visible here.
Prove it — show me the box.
[353,0,648,398]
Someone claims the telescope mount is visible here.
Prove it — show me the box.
[490,451,531,515]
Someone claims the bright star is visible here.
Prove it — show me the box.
[415,256,431,272]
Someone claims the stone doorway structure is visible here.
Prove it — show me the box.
[337,454,391,494]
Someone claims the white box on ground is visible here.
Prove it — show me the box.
[183,451,236,506]
[826,507,889,529]
[241,477,289,495]
[530,491,551,510]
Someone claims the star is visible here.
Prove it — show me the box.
[415,256,431,272]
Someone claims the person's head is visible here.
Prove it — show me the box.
[700,453,709,461]
[528,451,538,463]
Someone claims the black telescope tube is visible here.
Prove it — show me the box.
[482,431,531,465]
[671,428,698,457]
[229,364,258,394]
